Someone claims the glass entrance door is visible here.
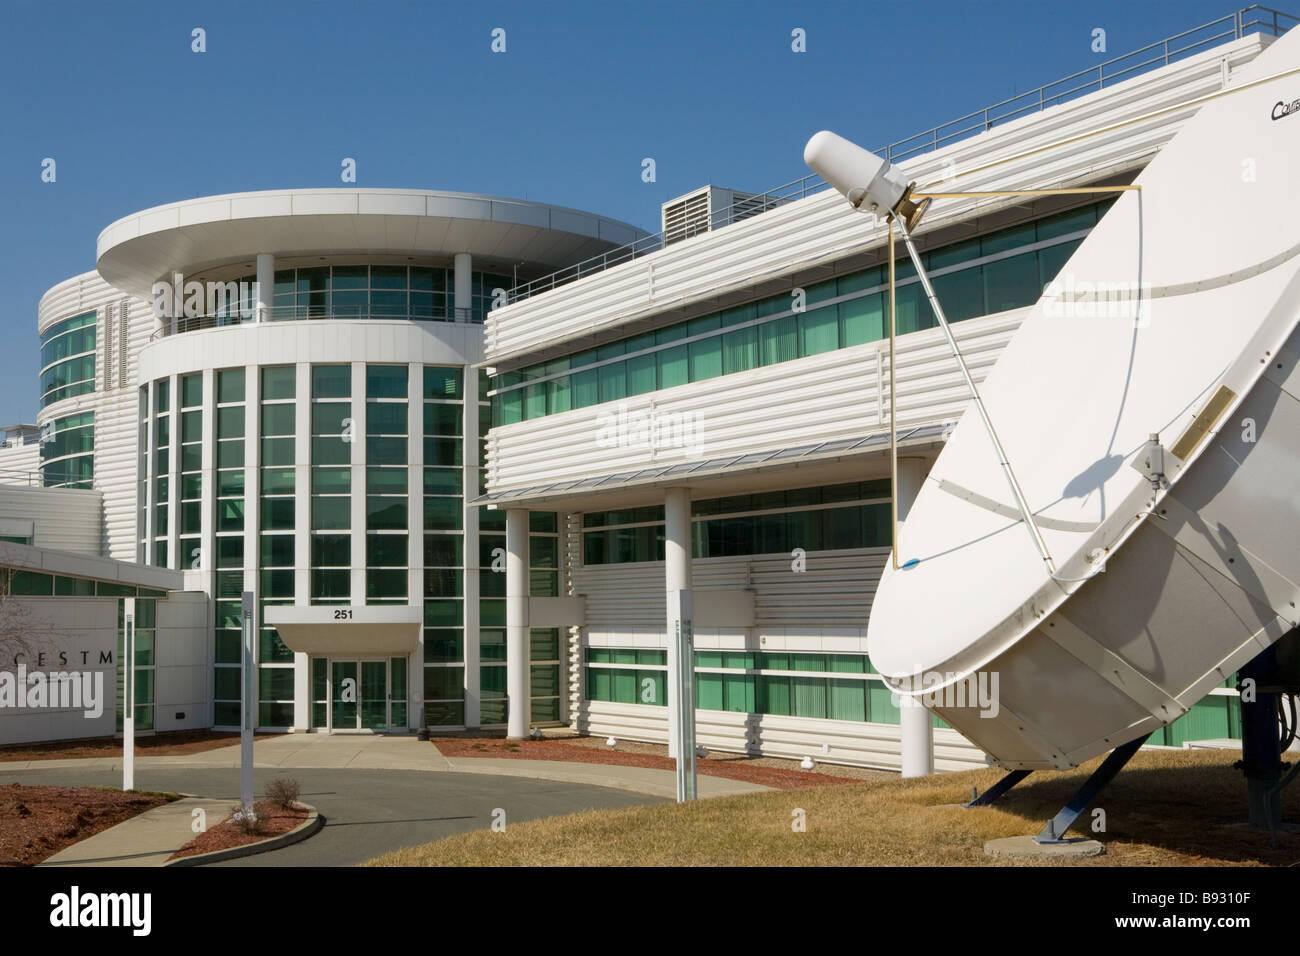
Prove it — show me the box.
[329,659,388,731]
[361,661,388,730]
[331,661,357,729]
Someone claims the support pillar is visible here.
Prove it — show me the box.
[896,456,934,778]
[506,508,530,739]
[255,254,274,322]
[1239,644,1284,829]
[454,253,472,322]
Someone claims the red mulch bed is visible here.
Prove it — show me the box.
[0,784,172,867]
[0,731,277,762]
[431,737,856,790]
[168,800,309,861]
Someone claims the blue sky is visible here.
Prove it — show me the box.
[0,0,1252,419]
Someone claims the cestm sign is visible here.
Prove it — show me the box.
[1272,97,1300,120]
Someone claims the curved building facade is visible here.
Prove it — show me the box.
[39,188,646,733]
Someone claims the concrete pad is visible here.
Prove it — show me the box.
[984,835,1106,860]
[38,797,233,868]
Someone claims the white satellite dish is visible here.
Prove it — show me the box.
[866,26,1300,770]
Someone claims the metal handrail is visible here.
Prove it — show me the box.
[503,4,1295,306]
[0,467,88,488]
[149,304,480,339]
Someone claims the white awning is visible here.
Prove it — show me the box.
[264,606,422,657]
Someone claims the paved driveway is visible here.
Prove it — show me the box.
[0,765,662,866]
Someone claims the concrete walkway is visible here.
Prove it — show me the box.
[3,735,769,799]
[38,796,232,867]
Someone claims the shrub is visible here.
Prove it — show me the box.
[265,777,300,809]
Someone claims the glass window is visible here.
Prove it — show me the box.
[798,305,840,355]
[181,374,202,408]
[367,402,408,435]
[312,436,351,466]
[261,404,295,436]
[367,365,408,399]
[983,252,1042,315]
[367,436,407,465]
[571,368,598,407]
[261,437,295,466]
[931,265,985,322]
[423,467,460,495]
[311,533,350,566]
[366,468,407,495]
[597,363,626,403]
[216,406,244,440]
[760,315,797,366]
[722,326,758,374]
[312,496,351,530]
[688,337,722,382]
[839,292,883,346]
[311,402,350,435]
[424,496,462,531]
[367,497,408,530]
[261,366,295,401]
[424,367,462,399]
[312,364,351,398]
[367,534,408,566]
[217,369,245,404]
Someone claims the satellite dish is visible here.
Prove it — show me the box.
[867,26,1300,770]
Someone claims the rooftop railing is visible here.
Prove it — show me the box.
[0,468,89,489]
[149,304,479,339]
[504,5,1296,306]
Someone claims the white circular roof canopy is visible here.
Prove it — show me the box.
[96,188,649,297]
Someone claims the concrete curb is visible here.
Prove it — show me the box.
[164,805,322,867]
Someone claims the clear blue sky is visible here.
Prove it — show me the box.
[0,0,1256,420]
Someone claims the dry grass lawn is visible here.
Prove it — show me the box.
[367,748,1300,866]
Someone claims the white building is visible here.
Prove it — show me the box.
[4,9,1287,760]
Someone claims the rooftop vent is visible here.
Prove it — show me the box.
[661,186,780,246]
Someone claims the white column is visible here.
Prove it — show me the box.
[166,374,180,568]
[256,254,274,322]
[462,367,481,728]
[349,363,367,604]
[292,362,312,731]
[896,456,934,777]
[406,363,423,732]
[243,366,261,728]
[454,253,472,323]
[664,487,692,758]
[199,368,216,725]
[505,507,529,738]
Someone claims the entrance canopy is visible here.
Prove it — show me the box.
[265,606,422,657]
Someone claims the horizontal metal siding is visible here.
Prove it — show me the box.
[575,702,986,772]
[570,544,986,770]
[0,486,103,555]
[485,308,1024,492]
[485,37,1265,362]
[36,271,154,560]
